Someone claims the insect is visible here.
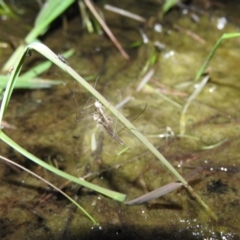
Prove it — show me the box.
[93,102,124,145]
[60,74,126,145]
[57,54,68,64]
[94,100,110,124]
[26,49,32,57]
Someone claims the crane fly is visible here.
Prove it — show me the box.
[93,100,124,146]
[63,80,125,145]
[60,75,130,146]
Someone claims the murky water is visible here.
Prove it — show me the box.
[0,0,240,239]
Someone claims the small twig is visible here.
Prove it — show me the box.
[136,69,155,92]
[174,24,206,44]
[39,180,70,204]
[151,79,188,97]
[104,4,146,22]
[84,0,130,59]
[115,96,134,109]
[1,120,16,130]
[0,155,97,224]
[125,182,182,205]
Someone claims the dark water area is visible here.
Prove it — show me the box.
[0,0,240,239]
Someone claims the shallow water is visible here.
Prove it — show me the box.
[0,0,240,239]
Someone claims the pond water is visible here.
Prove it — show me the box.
[0,0,240,239]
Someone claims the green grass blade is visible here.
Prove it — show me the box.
[195,33,240,82]
[0,47,27,121]
[0,0,19,18]
[144,84,182,108]
[2,1,75,72]
[60,48,75,59]
[20,49,74,79]
[78,0,94,33]
[20,61,53,79]
[0,131,126,202]
[26,0,75,43]
[0,75,61,89]
[180,76,209,135]
[162,0,180,13]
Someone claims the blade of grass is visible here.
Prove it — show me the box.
[180,75,209,135]
[0,46,28,117]
[0,76,61,89]
[143,84,182,108]
[0,131,126,202]
[0,50,74,89]
[139,50,158,76]
[2,0,75,72]
[0,154,98,224]
[195,33,240,82]
[136,69,155,92]
[26,0,75,42]
[162,0,180,13]
[104,4,146,22]
[20,49,74,79]
[0,0,19,18]
[201,138,227,150]
[78,0,94,33]
[20,61,53,79]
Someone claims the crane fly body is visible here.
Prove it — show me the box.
[93,100,124,145]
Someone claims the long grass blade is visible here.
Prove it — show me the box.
[195,33,240,82]
[0,131,126,201]
[180,75,209,135]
